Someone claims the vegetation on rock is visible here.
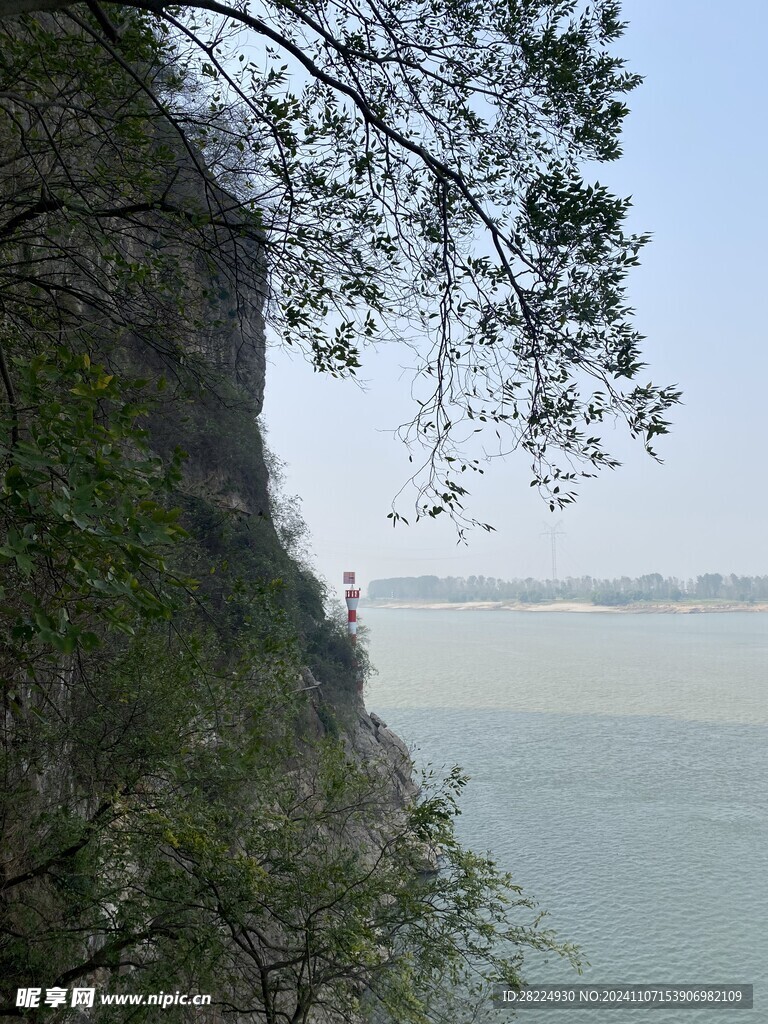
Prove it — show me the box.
[0,9,583,1021]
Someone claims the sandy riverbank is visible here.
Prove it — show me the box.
[364,600,768,614]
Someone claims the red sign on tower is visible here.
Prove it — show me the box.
[343,571,355,585]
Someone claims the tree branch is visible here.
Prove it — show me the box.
[1,799,121,892]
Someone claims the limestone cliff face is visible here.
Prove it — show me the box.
[137,118,416,796]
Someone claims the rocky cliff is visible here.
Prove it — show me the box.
[1,12,570,1022]
[0,14,425,1020]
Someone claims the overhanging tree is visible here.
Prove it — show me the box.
[0,0,680,532]
[0,4,669,1018]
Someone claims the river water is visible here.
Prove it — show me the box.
[363,608,767,1020]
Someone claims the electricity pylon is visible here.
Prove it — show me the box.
[541,521,565,583]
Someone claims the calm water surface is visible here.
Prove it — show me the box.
[364,609,768,1020]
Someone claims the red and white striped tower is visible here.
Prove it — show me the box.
[343,571,360,642]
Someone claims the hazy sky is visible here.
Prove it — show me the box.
[263,0,768,599]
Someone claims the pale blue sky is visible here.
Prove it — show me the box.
[264,0,768,598]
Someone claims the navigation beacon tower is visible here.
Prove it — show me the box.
[343,570,360,642]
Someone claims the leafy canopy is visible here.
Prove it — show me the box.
[0,0,680,531]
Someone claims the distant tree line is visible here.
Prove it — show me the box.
[368,573,768,605]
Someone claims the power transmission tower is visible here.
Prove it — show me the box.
[541,521,565,582]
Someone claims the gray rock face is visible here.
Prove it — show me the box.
[350,711,439,879]
[357,711,418,803]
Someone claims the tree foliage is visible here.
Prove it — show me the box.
[0,336,581,1020]
[2,615,580,1021]
[1,0,679,531]
[0,10,584,1020]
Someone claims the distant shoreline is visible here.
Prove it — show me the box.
[363,600,768,614]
